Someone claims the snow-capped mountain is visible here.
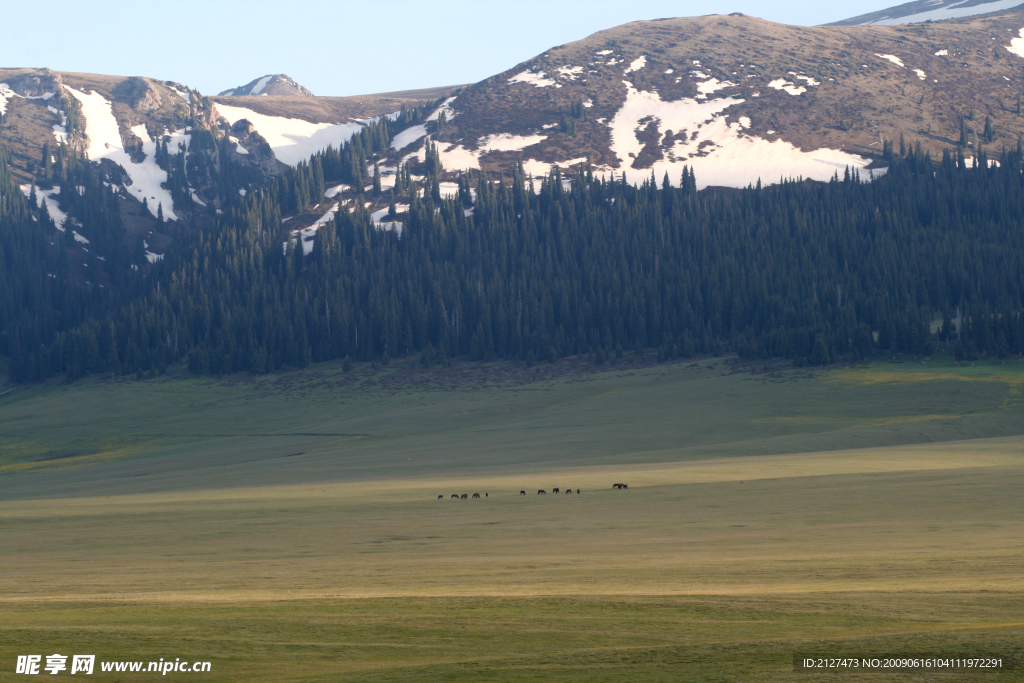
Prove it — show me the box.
[830,0,1024,26]
[218,74,314,97]
[358,6,1024,190]
[5,3,1024,248]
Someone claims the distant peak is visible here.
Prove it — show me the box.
[218,74,314,97]
[828,0,1024,26]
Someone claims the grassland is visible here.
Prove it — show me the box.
[1,353,1023,681]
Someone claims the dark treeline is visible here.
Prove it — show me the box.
[0,147,130,380]
[8,140,1024,381]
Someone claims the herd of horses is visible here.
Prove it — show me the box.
[438,484,628,499]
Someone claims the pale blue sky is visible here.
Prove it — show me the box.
[1,0,897,96]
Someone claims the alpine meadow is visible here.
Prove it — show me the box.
[2,1,1024,681]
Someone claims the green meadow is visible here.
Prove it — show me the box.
[1,354,1022,681]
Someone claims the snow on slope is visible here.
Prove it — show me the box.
[861,0,1024,24]
[508,70,559,88]
[403,131,549,173]
[389,97,458,152]
[215,103,372,166]
[1,82,56,115]
[20,184,68,230]
[249,76,273,96]
[606,81,875,190]
[768,79,807,96]
[0,83,13,116]
[65,87,179,220]
[1007,28,1024,58]
[391,124,427,150]
[876,54,906,67]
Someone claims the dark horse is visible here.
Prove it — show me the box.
[472,493,481,498]
[538,490,547,495]
[612,483,628,489]
[520,490,526,495]
[452,494,460,499]
[460,494,468,500]
[438,495,443,499]
[553,488,560,494]
[565,488,572,494]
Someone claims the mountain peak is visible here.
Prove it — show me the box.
[218,74,313,97]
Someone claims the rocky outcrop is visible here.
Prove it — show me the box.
[3,68,63,97]
[113,77,164,114]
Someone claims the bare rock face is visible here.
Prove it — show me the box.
[229,119,282,175]
[4,68,64,97]
[113,77,164,113]
[218,74,314,97]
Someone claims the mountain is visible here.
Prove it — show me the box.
[218,74,314,97]
[4,9,1024,383]
[359,8,1024,190]
[830,0,1024,26]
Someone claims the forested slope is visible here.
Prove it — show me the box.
[7,140,1024,382]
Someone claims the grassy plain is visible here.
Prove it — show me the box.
[1,354,1023,681]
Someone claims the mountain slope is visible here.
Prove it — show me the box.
[830,0,1024,26]
[376,9,1024,189]
[218,74,314,97]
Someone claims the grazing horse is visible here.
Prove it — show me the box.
[538,490,546,495]
[612,483,628,490]
[472,493,481,498]
[460,494,468,500]
[565,489,571,494]
[452,494,460,499]
[520,490,526,495]
[553,488,560,494]
[438,495,443,500]
[577,489,580,494]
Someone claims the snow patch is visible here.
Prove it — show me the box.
[65,87,178,220]
[324,184,349,198]
[391,124,427,150]
[479,133,547,152]
[73,230,89,244]
[228,136,249,154]
[768,79,807,96]
[913,68,927,80]
[624,56,647,75]
[792,74,821,86]
[596,50,613,56]
[215,102,373,166]
[935,49,949,56]
[875,54,905,68]
[508,70,559,88]
[20,184,68,230]
[606,82,876,190]
[695,78,736,99]
[0,83,13,116]
[521,157,589,181]
[1007,29,1024,60]
[556,66,584,80]
[249,76,273,96]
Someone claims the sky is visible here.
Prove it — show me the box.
[1,0,904,97]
